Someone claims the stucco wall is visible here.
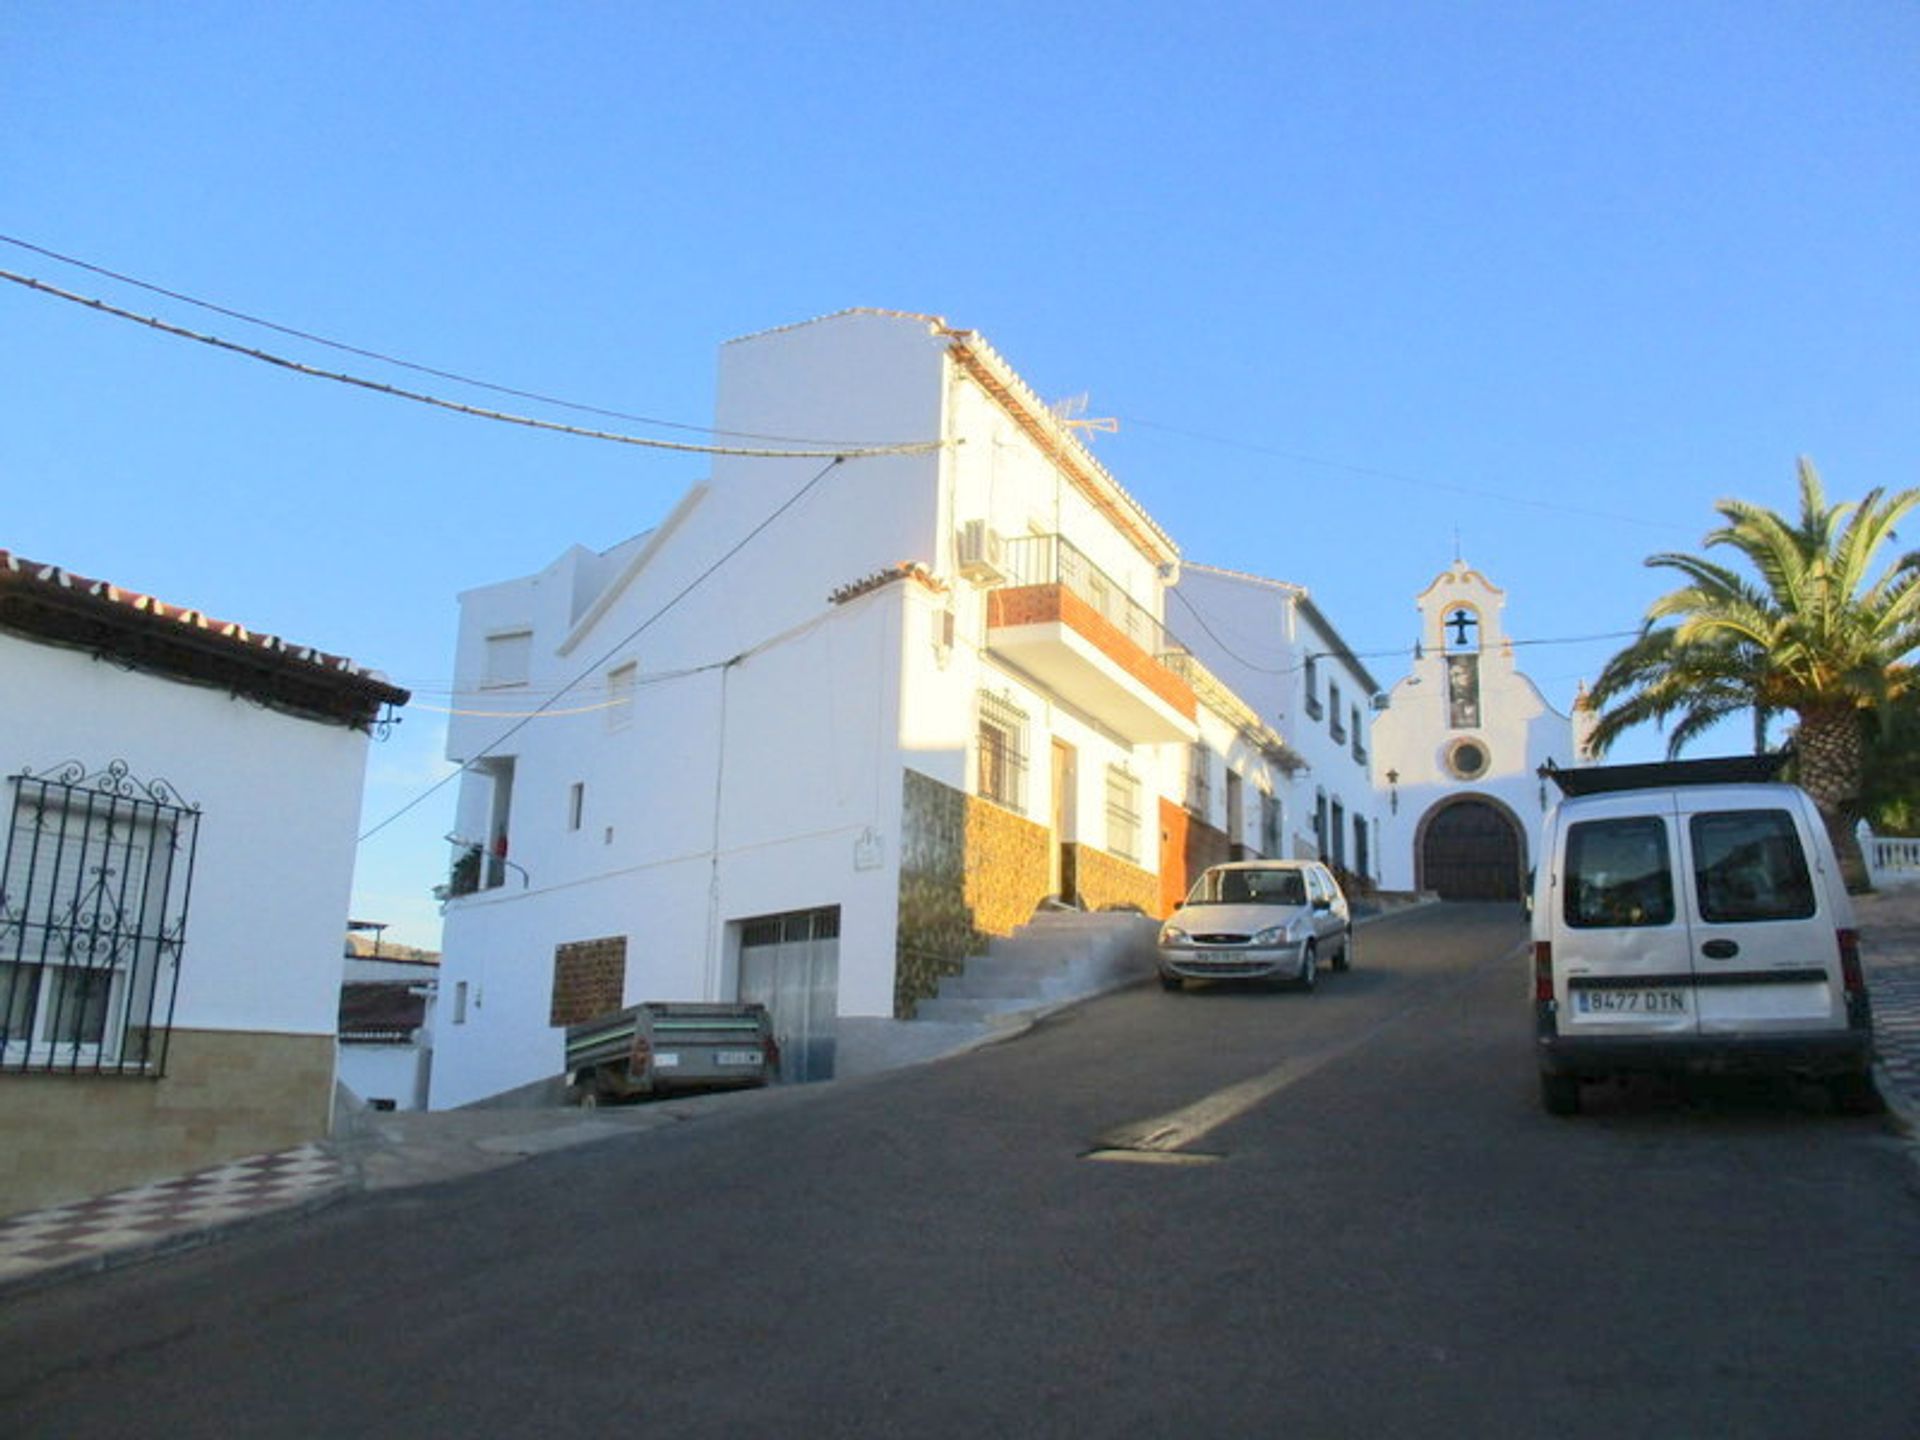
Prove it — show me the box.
[0,1028,335,1216]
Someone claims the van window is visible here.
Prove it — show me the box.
[1564,817,1675,929]
[1690,809,1815,923]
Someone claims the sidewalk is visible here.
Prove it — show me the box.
[7,894,1920,1296]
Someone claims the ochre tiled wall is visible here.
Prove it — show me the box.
[896,769,1052,1017]
[0,1029,335,1217]
[1070,843,1160,917]
[550,935,628,1026]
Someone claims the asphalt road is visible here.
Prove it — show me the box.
[6,904,1919,1438]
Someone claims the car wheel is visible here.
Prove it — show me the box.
[1294,941,1318,993]
[1331,926,1353,972]
[1159,973,1184,993]
[1540,1072,1580,1116]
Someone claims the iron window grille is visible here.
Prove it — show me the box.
[1105,765,1142,863]
[1,760,199,1077]
[977,693,1030,814]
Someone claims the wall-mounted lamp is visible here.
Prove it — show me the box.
[1386,768,1400,815]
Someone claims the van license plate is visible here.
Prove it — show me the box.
[716,1049,763,1067]
[1574,988,1688,1016]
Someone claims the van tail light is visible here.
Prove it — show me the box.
[1533,941,1555,1003]
[1836,928,1865,995]
[630,1036,652,1075]
[764,1035,781,1069]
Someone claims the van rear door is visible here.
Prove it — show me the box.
[1553,792,1699,1040]
[1676,794,1844,1037]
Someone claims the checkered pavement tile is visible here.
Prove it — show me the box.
[0,1143,345,1287]
[1871,967,1920,1107]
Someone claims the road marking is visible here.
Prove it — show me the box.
[1088,942,1524,1159]
[1082,1148,1221,1166]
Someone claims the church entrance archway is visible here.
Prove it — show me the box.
[1418,797,1525,901]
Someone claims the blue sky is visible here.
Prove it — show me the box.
[6,3,1916,948]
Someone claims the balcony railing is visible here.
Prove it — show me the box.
[1000,535,1182,661]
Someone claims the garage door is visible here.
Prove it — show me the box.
[737,907,840,1083]
[1421,800,1523,900]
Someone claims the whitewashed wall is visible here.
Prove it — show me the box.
[0,636,373,1041]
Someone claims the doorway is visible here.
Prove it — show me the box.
[736,906,840,1082]
[1051,739,1077,903]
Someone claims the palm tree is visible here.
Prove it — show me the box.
[1585,458,1920,890]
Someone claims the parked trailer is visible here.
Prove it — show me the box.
[565,1001,779,1106]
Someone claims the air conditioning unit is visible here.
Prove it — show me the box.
[1370,692,1393,711]
[956,519,1007,584]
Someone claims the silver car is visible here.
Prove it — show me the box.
[1157,860,1353,992]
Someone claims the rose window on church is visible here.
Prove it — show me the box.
[1446,739,1490,780]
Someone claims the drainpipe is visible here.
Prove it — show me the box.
[705,660,734,999]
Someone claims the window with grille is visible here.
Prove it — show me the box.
[976,694,1029,813]
[1,762,199,1076]
[1105,765,1141,862]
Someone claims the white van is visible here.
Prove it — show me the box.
[1531,756,1875,1115]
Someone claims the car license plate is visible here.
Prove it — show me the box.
[1573,987,1688,1016]
[716,1049,763,1067]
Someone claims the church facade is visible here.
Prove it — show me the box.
[1370,561,1593,900]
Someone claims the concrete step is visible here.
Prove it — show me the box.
[923,912,1160,1019]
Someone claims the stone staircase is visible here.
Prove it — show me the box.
[913,908,1161,1027]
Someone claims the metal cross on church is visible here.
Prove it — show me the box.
[1447,607,1479,648]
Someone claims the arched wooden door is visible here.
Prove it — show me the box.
[1420,799,1524,900]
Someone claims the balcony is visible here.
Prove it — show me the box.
[986,535,1197,743]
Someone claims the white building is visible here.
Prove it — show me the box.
[0,549,408,1216]
[431,310,1326,1108]
[1168,565,1385,885]
[1370,560,1593,898]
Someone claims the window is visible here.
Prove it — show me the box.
[1691,810,1814,923]
[977,693,1029,813]
[1225,770,1244,846]
[567,782,585,832]
[1,763,199,1076]
[1261,795,1283,857]
[1351,705,1365,763]
[607,661,636,731]
[1303,656,1324,721]
[1187,744,1212,820]
[1565,817,1675,929]
[1329,683,1346,742]
[483,629,533,689]
[1105,766,1141,862]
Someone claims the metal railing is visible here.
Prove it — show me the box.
[1000,534,1183,661]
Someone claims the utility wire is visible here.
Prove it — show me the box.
[1126,416,1682,534]
[1169,587,1636,677]
[0,233,885,448]
[0,268,945,460]
[356,455,846,844]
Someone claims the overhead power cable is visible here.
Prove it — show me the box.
[1126,417,1682,535]
[0,268,946,460]
[0,233,886,448]
[1169,588,1636,677]
[356,455,847,845]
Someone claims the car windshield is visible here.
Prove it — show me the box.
[1188,868,1306,906]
